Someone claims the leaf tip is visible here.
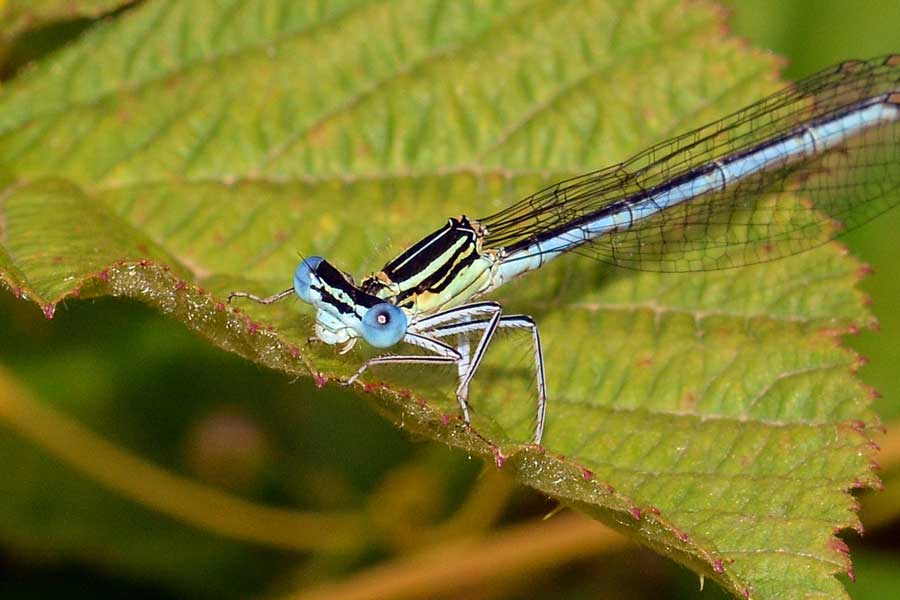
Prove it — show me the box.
[41,302,56,319]
[827,537,850,555]
[313,372,327,388]
[493,447,507,469]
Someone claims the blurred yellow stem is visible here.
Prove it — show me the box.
[427,465,518,541]
[0,366,368,552]
[285,511,628,600]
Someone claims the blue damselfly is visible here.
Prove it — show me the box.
[231,55,900,445]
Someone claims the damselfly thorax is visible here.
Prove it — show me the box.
[361,216,506,315]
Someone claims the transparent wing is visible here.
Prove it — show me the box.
[480,55,900,272]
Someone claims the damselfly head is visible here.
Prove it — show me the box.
[293,256,325,303]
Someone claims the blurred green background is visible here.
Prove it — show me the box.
[1,1,898,599]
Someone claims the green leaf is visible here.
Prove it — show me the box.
[0,1,880,597]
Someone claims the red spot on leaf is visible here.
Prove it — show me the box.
[847,566,856,582]
[13,287,22,298]
[828,538,850,554]
[71,287,81,297]
[440,414,451,427]
[605,484,615,494]
[675,529,689,543]
[647,506,661,515]
[214,302,225,311]
[629,507,642,521]
[313,373,326,388]
[581,468,593,481]
[680,391,697,410]
[175,280,187,291]
[99,270,109,282]
[42,304,56,319]
[712,559,725,574]
[635,356,653,368]
[289,346,300,358]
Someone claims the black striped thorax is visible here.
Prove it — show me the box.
[361,216,496,313]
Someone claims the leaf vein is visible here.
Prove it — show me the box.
[472,20,713,161]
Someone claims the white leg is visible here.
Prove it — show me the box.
[343,301,547,444]
[228,287,294,304]
[456,333,471,418]
[344,332,461,385]
[429,312,548,445]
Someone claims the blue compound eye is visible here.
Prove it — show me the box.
[293,256,325,303]
[361,303,407,348]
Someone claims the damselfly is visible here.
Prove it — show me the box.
[230,55,900,445]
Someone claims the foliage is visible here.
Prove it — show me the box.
[0,1,885,598]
